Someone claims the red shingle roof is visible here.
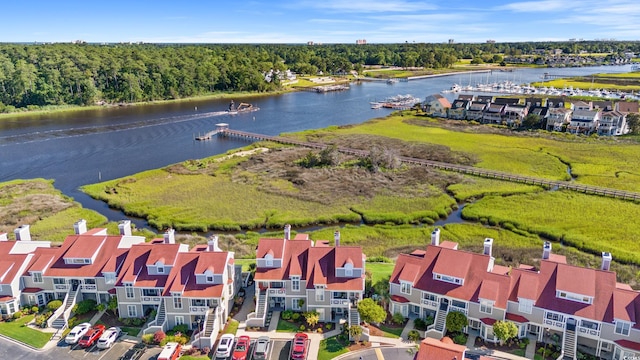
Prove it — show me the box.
[615,339,640,352]
[416,337,465,360]
[163,252,231,298]
[391,295,410,303]
[506,313,529,323]
[116,243,184,288]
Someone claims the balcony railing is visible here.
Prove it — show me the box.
[421,299,438,308]
[141,296,162,303]
[268,288,286,296]
[81,284,97,291]
[450,305,468,316]
[543,318,564,329]
[189,306,208,313]
[577,326,600,338]
[331,299,349,306]
[54,284,69,290]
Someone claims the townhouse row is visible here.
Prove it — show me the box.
[424,94,639,136]
[0,221,365,347]
[390,228,640,360]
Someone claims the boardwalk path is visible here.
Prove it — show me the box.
[216,128,640,202]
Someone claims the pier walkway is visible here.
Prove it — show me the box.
[201,124,640,202]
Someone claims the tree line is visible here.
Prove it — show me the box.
[0,41,638,111]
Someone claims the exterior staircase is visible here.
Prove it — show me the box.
[434,302,449,333]
[143,300,167,335]
[50,286,80,329]
[203,307,217,337]
[349,307,360,328]
[256,290,267,319]
[155,300,166,326]
[562,328,577,360]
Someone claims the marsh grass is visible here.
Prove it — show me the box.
[463,190,640,265]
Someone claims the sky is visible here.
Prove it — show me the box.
[2,0,640,44]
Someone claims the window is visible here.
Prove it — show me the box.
[53,278,65,285]
[173,296,183,309]
[175,316,184,326]
[265,254,274,267]
[345,267,353,276]
[315,286,325,302]
[291,277,300,291]
[157,266,164,273]
[615,321,631,336]
[433,273,464,285]
[127,305,137,317]
[545,312,564,322]
[518,299,533,314]
[104,273,116,284]
[480,301,493,314]
[32,272,43,283]
[125,284,134,299]
[84,278,96,284]
[422,293,437,302]
[292,298,301,311]
[206,275,214,283]
[400,282,412,295]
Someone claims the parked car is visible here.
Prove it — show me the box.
[78,324,106,347]
[215,333,235,358]
[232,335,251,360]
[65,322,92,344]
[97,327,121,349]
[290,333,308,359]
[253,336,271,360]
[119,343,147,360]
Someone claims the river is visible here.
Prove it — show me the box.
[0,65,634,228]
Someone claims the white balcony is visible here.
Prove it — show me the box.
[81,284,97,291]
[543,318,564,329]
[54,284,69,290]
[268,288,286,296]
[421,299,438,308]
[450,306,468,316]
[577,326,600,338]
[189,306,208,313]
[330,299,349,306]
[141,296,162,304]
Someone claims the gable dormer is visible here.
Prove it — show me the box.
[257,249,282,268]
[555,263,595,304]
[195,267,223,285]
[147,259,169,275]
[335,258,362,278]
[63,237,106,265]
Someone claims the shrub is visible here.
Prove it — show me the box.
[326,323,332,330]
[47,300,63,311]
[414,318,427,331]
[68,316,79,328]
[21,307,31,315]
[202,347,210,355]
[291,312,301,321]
[96,303,106,312]
[73,299,97,315]
[142,334,154,344]
[31,306,40,314]
[299,325,305,331]
[392,312,405,325]
[453,333,467,345]
[282,310,294,320]
[317,328,323,334]
[407,330,420,342]
[172,324,189,335]
[154,330,166,344]
[12,311,23,319]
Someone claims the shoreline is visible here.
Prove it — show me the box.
[0,68,508,120]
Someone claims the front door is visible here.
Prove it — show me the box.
[566,317,577,332]
[440,298,449,311]
[70,279,81,291]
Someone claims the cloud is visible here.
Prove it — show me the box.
[295,0,437,13]
[497,0,576,12]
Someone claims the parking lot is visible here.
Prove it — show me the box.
[50,338,138,360]
[214,338,298,360]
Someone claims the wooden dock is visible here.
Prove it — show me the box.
[199,126,640,202]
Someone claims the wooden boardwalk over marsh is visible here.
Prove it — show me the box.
[212,127,640,202]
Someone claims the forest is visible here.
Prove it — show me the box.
[0,41,638,111]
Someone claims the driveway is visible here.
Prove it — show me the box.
[338,347,417,360]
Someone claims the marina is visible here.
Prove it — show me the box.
[370,94,421,109]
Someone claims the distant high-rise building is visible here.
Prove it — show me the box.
[307,41,314,46]
[356,39,367,45]
[486,39,496,44]
[448,39,455,44]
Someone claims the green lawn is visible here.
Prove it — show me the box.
[377,324,403,338]
[365,262,395,285]
[276,318,302,333]
[120,327,141,336]
[179,356,209,360]
[234,259,256,271]
[318,336,349,360]
[223,319,239,335]
[0,315,51,348]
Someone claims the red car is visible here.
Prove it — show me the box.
[78,324,106,348]
[290,333,308,359]
[232,335,251,360]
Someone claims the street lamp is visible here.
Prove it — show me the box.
[196,318,202,350]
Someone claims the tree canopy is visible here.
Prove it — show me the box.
[445,311,467,333]
[357,298,386,324]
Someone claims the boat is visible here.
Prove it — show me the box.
[370,102,383,109]
[227,100,259,114]
[386,78,398,84]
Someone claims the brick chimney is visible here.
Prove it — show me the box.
[334,230,340,247]
[483,238,493,257]
[601,252,612,271]
[208,235,222,252]
[14,225,31,241]
[431,228,440,246]
[118,220,132,236]
[164,228,175,244]
[284,224,291,241]
[74,219,87,235]
[542,241,552,260]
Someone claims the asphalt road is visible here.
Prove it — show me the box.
[339,347,417,360]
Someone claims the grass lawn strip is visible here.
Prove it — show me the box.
[0,315,51,348]
[276,318,301,333]
[222,319,239,335]
[318,336,349,360]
